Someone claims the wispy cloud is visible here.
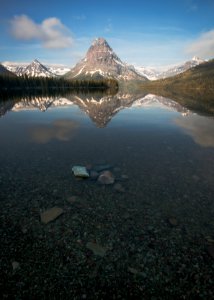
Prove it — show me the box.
[186,0,198,11]
[10,15,73,49]
[72,14,86,20]
[186,29,214,58]
[105,19,112,33]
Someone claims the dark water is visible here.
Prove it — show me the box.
[0,92,214,299]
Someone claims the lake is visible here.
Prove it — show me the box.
[0,91,214,298]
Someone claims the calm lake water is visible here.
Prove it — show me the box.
[0,91,214,298]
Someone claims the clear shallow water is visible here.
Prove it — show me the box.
[0,92,214,298]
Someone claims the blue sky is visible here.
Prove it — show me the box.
[0,0,214,68]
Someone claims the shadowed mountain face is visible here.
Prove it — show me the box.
[0,64,16,77]
[0,92,191,127]
[64,38,147,82]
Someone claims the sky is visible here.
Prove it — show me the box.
[0,0,214,69]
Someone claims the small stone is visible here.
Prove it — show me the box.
[114,183,125,193]
[21,227,28,234]
[192,175,200,181]
[86,242,107,257]
[85,164,92,171]
[67,196,79,204]
[72,166,89,178]
[12,261,20,271]
[97,171,115,185]
[207,245,214,259]
[128,267,138,274]
[40,207,63,224]
[113,167,121,172]
[168,217,178,227]
[90,170,99,180]
[94,164,112,172]
[206,238,214,243]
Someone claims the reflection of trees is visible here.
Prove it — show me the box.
[1,90,208,129]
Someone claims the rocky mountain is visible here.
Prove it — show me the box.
[2,59,70,77]
[64,37,147,82]
[136,56,205,80]
[134,66,161,80]
[2,61,28,75]
[0,64,16,77]
[47,64,71,76]
[132,94,190,115]
[21,59,55,77]
[11,97,74,112]
[158,56,205,79]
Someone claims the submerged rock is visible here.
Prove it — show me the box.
[94,164,112,172]
[12,261,20,271]
[114,183,125,193]
[207,245,214,260]
[72,166,89,178]
[97,170,115,185]
[90,170,99,180]
[40,207,63,224]
[86,242,107,257]
[168,217,178,227]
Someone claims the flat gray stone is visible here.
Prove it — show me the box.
[40,207,63,224]
[86,242,107,257]
[72,166,89,178]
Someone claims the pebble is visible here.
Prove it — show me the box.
[94,164,112,172]
[12,261,20,271]
[97,171,115,185]
[168,217,178,227]
[40,207,63,224]
[90,170,99,180]
[207,245,214,259]
[86,242,107,257]
[113,183,125,193]
[72,166,89,178]
[128,267,139,274]
[121,174,129,180]
[67,196,79,204]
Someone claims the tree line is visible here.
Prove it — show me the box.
[0,74,119,93]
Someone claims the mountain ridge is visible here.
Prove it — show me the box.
[64,37,148,82]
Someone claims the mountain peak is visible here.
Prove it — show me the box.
[64,37,147,81]
[23,59,55,77]
[192,56,204,63]
[32,59,41,64]
[92,37,108,46]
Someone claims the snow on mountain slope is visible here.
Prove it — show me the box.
[135,57,205,80]
[22,59,55,77]
[64,37,148,81]
[2,60,70,77]
[131,94,190,115]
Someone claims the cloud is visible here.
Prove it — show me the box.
[105,19,112,33]
[31,119,79,144]
[186,29,214,58]
[175,115,214,148]
[186,0,198,11]
[10,15,73,49]
[72,14,86,20]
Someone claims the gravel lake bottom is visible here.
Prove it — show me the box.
[0,93,214,299]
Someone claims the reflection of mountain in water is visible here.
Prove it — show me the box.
[132,94,190,116]
[67,92,148,127]
[0,92,190,127]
